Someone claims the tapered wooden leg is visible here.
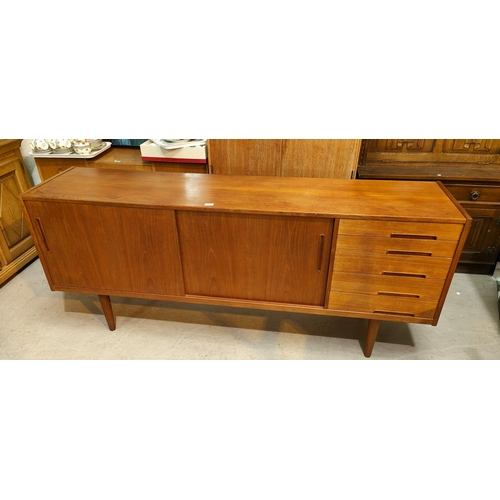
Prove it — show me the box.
[364,319,380,358]
[98,295,116,331]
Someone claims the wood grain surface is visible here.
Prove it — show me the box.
[330,272,446,301]
[335,235,458,258]
[176,211,333,305]
[208,139,282,176]
[280,139,361,178]
[338,219,463,240]
[23,200,185,296]
[333,251,452,279]
[22,167,467,223]
[20,166,470,356]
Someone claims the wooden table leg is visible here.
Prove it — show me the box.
[364,319,380,358]
[98,295,116,331]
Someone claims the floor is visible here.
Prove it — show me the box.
[1,258,499,360]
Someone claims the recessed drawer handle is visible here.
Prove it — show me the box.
[373,310,415,317]
[377,291,420,299]
[390,233,437,240]
[316,234,325,272]
[470,190,480,201]
[386,250,432,257]
[36,218,50,252]
[382,271,427,279]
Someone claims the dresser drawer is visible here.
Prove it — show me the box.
[335,234,458,258]
[330,272,445,301]
[338,219,463,241]
[328,291,437,319]
[445,184,500,204]
[333,251,452,279]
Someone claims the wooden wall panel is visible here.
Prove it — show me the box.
[281,139,362,178]
[208,139,282,176]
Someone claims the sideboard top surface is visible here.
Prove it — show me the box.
[22,167,466,223]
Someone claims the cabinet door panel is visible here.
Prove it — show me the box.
[34,157,86,182]
[176,212,333,305]
[369,140,436,154]
[458,207,500,264]
[0,153,33,262]
[362,139,500,167]
[442,139,500,155]
[208,139,282,176]
[25,201,185,296]
[281,139,362,178]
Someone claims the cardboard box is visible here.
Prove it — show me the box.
[140,140,207,163]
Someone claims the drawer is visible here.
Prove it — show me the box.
[338,220,463,241]
[335,234,458,258]
[330,272,446,301]
[328,291,437,319]
[445,184,500,204]
[333,251,452,279]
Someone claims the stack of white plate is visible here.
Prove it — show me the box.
[87,139,104,151]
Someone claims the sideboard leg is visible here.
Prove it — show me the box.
[364,319,380,358]
[98,295,116,331]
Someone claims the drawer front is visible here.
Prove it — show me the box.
[445,184,500,205]
[330,272,445,301]
[329,292,437,319]
[338,220,463,241]
[336,234,458,258]
[328,218,460,320]
[333,251,452,279]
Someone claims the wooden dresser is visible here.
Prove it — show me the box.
[358,139,500,274]
[0,139,37,285]
[20,168,470,357]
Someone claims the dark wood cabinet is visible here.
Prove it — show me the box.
[457,207,500,264]
[358,139,500,273]
[443,193,500,273]
[360,139,500,176]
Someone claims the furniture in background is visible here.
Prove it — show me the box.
[33,145,208,182]
[0,140,37,285]
[207,139,362,178]
[358,139,500,274]
[21,167,470,357]
[33,140,362,181]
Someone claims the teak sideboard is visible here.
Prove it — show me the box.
[20,167,471,357]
